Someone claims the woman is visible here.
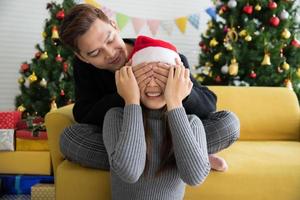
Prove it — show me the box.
[102,39,211,199]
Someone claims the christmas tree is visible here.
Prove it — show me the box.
[15,0,76,118]
[196,0,300,101]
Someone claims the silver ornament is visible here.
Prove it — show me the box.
[280,10,289,20]
[228,0,237,8]
[221,65,229,74]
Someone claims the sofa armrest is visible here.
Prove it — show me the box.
[45,104,75,176]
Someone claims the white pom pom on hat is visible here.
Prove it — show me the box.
[128,35,180,66]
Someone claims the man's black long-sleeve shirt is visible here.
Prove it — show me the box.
[72,38,217,128]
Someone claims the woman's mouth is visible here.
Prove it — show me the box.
[146,92,162,97]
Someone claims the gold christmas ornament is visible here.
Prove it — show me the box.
[296,68,300,77]
[245,35,252,42]
[18,77,25,84]
[40,52,48,60]
[51,26,59,40]
[282,61,290,70]
[205,62,213,67]
[255,4,261,11]
[28,72,38,83]
[226,27,238,42]
[281,28,291,39]
[214,52,222,61]
[239,29,247,37]
[229,58,239,76]
[17,105,26,112]
[207,21,213,28]
[224,42,233,51]
[209,38,219,47]
[42,31,47,39]
[40,78,47,88]
[284,79,293,90]
[50,100,58,111]
[261,53,271,65]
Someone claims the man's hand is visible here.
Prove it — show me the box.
[153,58,185,91]
[164,65,193,111]
[131,61,154,89]
[115,66,140,105]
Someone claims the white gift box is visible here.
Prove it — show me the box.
[0,129,15,151]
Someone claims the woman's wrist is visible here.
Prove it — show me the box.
[166,100,182,111]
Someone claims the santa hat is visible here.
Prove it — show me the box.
[129,35,180,66]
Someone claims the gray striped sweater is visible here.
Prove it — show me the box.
[103,104,210,200]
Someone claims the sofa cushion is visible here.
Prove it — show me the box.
[209,87,300,141]
[55,141,300,200]
[186,141,300,200]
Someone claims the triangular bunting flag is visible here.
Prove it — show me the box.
[84,0,101,8]
[205,7,216,20]
[175,17,188,34]
[147,19,160,36]
[132,18,146,34]
[160,20,174,35]
[116,13,130,31]
[188,14,200,29]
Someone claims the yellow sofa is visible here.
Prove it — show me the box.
[45,86,300,200]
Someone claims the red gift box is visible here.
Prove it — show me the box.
[16,130,48,140]
[0,111,21,129]
[16,116,44,130]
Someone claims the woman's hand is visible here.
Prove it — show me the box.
[115,66,140,105]
[164,65,193,111]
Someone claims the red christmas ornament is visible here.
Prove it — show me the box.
[199,41,205,47]
[35,52,41,59]
[249,71,257,79]
[220,5,228,13]
[268,1,277,10]
[56,54,63,62]
[60,89,65,96]
[20,63,29,72]
[269,15,280,27]
[63,62,68,72]
[223,26,229,33]
[243,5,253,15]
[56,10,65,20]
[291,39,300,48]
[215,75,222,83]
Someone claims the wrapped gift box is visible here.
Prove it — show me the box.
[16,116,44,130]
[31,183,55,200]
[16,130,47,140]
[16,138,49,151]
[0,129,15,151]
[0,111,21,129]
[0,175,54,195]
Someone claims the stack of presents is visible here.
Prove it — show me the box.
[0,111,55,199]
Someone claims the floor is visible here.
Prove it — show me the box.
[0,195,30,200]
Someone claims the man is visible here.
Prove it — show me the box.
[59,4,240,171]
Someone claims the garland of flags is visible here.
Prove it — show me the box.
[84,0,200,35]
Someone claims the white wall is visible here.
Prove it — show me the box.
[0,0,212,110]
[0,0,63,111]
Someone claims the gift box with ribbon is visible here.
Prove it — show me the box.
[0,129,15,151]
[0,175,54,195]
[31,183,55,200]
[0,111,21,129]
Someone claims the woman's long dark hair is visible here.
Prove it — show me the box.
[142,106,176,177]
